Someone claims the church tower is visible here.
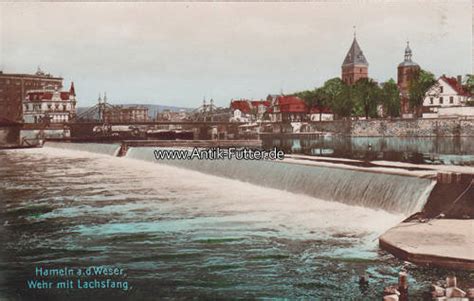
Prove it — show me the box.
[341,32,369,85]
[397,41,420,116]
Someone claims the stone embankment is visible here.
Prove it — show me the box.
[307,117,474,137]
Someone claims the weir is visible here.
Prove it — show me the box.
[45,142,121,156]
[42,142,437,215]
[126,147,436,215]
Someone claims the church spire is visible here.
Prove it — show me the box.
[341,31,369,85]
[398,41,418,67]
[404,41,412,62]
[342,35,368,67]
[69,82,76,96]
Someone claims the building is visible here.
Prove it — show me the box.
[229,100,251,122]
[422,75,473,118]
[103,105,149,123]
[23,82,77,124]
[309,106,334,121]
[229,99,270,122]
[156,109,189,122]
[270,95,308,122]
[397,42,421,117]
[341,34,369,85]
[0,68,63,122]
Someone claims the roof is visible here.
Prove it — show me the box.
[230,100,252,114]
[230,99,269,114]
[276,95,305,105]
[398,61,419,67]
[342,37,368,67]
[440,76,470,96]
[276,96,308,113]
[69,82,76,96]
[0,72,62,80]
[250,100,270,107]
[26,90,72,101]
[398,41,419,67]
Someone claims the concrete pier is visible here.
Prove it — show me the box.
[379,219,474,270]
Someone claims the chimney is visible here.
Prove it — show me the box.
[457,75,463,85]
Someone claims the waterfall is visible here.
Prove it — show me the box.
[45,142,121,156]
[126,147,435,215]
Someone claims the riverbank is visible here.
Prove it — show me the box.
[305,117,474,137]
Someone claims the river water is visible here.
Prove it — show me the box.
[262,136,474,166]
[0,147,468,300]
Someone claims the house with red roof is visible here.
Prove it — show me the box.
[23,82,77,124]
[229,99,270,122]
[422,75,473,118]
[270,95,309,122]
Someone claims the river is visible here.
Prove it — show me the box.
[262,136,474,166]
[0,146,468,300]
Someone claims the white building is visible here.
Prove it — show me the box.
[229,109,250,123]
[23,82,77,123]
[422,76,472,118]
[309,107,334,121]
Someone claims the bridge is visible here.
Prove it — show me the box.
[68,121,247,126]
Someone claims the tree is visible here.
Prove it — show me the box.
[463,74,474,106]
[320,78,352,118]
[313,87,330,121]
[294,89,317,108]
[353,78,382,119]
[332,84,354,118]
[464,74,474,94]
[408,69,436,114]
[294,88,330,121]
[381,79,400,118]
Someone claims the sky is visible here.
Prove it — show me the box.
[0,1,472,108]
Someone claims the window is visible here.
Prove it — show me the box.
[439,97,443,104]
[449,96,454,104]
[430,97,434,104]
[440,86,443,93]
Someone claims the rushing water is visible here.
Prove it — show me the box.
[262,136,474,166]
[0,146,469,300]
[127,147,435,215]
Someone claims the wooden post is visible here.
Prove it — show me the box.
[398,272,408,301]
[446,275,457,288]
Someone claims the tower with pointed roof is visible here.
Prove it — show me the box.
[69,82,76,96]
[397,41,420,116]
[341,31,368,85]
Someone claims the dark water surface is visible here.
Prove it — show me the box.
[0,148,471,300]
[263,136,474,166]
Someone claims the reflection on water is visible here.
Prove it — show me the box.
[263,136,474,165]
[0,148,469,300]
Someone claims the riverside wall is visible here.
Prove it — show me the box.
[308,118,474,137]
